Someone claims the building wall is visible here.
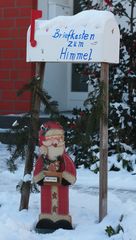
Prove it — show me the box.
[39,0,73,111]
[39,0,88,111]
[0,0,37,115]
[38,0,74,112]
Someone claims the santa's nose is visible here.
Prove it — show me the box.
[53,143,57,147]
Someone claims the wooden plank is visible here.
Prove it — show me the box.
[19,62,45,211]
[99,62,109,222]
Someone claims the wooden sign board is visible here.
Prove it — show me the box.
[26,10,120,64]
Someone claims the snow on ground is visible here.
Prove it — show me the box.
[0,142,136,240]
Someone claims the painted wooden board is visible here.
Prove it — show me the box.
[26,10,120,63]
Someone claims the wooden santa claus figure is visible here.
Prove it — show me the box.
[34,121,76,233]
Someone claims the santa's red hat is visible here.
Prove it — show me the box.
[39,121,64,146]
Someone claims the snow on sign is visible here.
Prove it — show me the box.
[26,10,120,63]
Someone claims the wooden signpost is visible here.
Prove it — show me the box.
[99,62,109,221]
[26,9,120,222]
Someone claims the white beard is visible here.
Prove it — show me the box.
[47,145,64,160]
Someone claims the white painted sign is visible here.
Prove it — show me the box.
[26,10,120,63]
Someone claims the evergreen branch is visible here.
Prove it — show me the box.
[113,3,129,19]
[17,78,36,96]
[17,76,59,115]
[17,76,40,96]
[36,87,59,114]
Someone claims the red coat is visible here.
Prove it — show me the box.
[33,152,76,224]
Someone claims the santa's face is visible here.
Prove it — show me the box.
[40,129,65,160]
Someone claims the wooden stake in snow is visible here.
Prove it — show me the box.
[99,62,109,222]
[19,62,45,211]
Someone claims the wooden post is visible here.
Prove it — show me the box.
[99,62,109,222]
[19,62,45,211]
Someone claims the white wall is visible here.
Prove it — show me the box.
[38,0,73,111]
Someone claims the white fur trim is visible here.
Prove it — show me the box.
[39,213,72,223]
[33,171,44,183]
[45,129,64,137]
[62,171,76,184]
